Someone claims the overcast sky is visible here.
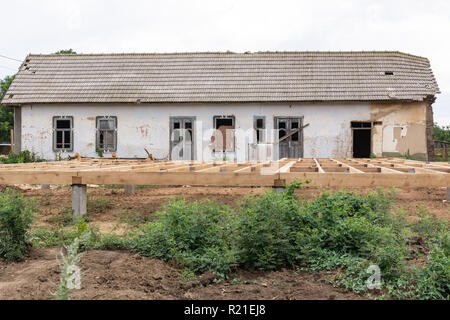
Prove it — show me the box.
[1,0,449,125]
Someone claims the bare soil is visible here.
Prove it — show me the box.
[0,247,362,300]
[22,185,449,231]
[0,185,448,300]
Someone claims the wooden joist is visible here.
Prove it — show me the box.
[0,158,448,188]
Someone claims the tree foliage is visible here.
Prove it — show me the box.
[434,124,450,143]
[0,75,14,143]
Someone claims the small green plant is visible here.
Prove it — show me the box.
[119,209,154,227]
[0,189,35,260]
[95,147,104,158]
[46,207,73,226]
[87,198,112,214]
[53,237,84,300]
[405,149,413,160]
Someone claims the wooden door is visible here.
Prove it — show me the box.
[275,117,304,159]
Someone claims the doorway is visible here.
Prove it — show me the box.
[169,117,195,160]
[275,117,304,159]
[352,122,372,158]
[213,116,235,153]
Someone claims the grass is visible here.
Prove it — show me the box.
[119,209,155,227]
[87,198,113,214]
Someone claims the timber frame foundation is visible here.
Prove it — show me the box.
[0,158,449,217]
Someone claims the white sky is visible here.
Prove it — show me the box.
[1,0,449,125]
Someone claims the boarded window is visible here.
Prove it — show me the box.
[53,116,73,151]
[96,116,117,152]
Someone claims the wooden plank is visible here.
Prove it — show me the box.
[313,158,325,173]
[331,158,364,173]
[78,171,278,186]
[0,171,75,185]
[281,172,450,188]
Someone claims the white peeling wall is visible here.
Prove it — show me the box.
[20,103,371,161]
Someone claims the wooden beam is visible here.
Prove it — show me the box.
[313,158,325,173]
[281,172,450,188]
[278,124,310,143]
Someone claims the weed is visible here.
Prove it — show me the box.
[87,198,113,214]
[0,189,35,260]
[46,207,73,226]
[119,209,154,227]
[52,237,84,300]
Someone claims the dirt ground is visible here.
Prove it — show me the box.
[22,185,450,232]
[0,247,362,300]
[0,185,448,300]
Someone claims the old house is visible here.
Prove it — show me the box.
[1,51,440,161]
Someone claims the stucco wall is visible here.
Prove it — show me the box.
[370,102,428,160]
[19,102,427,161]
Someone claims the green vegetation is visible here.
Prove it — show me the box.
[53,237,83,300]
[0,75,14,143]
[87,198,113,214]
[3,184,448,300]
[119,209,154,227]
[130,199,239,276]
[54,49,77,55]
[0,189,35,260]
[45,207,74,227]
[128,183,449,299]
[434,124,450,143]
[0,150,44,164]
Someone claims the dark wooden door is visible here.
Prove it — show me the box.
[275,117,304,159]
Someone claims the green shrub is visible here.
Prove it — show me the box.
[0,150,44,164]
[131,198,238,276]
[0,189,35,260]
[236,189,303,270]
[413,233,450,300]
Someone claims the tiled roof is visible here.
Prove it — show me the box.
[1,51,440,105]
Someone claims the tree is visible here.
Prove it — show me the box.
[54,49,77,55]
[0,75,14,143]
[434,123,450,143]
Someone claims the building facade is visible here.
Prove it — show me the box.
[2,52,440,161]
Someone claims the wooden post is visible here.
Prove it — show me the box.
[10,129,13,153]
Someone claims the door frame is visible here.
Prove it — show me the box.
[351,121,372,158]
[274,116,304,158]
[169,116,196,160]
[213,115,236,153]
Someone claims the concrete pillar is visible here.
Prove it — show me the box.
[72,184,87,217]
[124,185,136,195]
[273,186,286,194]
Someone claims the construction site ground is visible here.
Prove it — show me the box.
[0,184,448,300]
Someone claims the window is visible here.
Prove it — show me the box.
[53,116,73,151]
[96,116,117,152]
[254,116,266,143]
